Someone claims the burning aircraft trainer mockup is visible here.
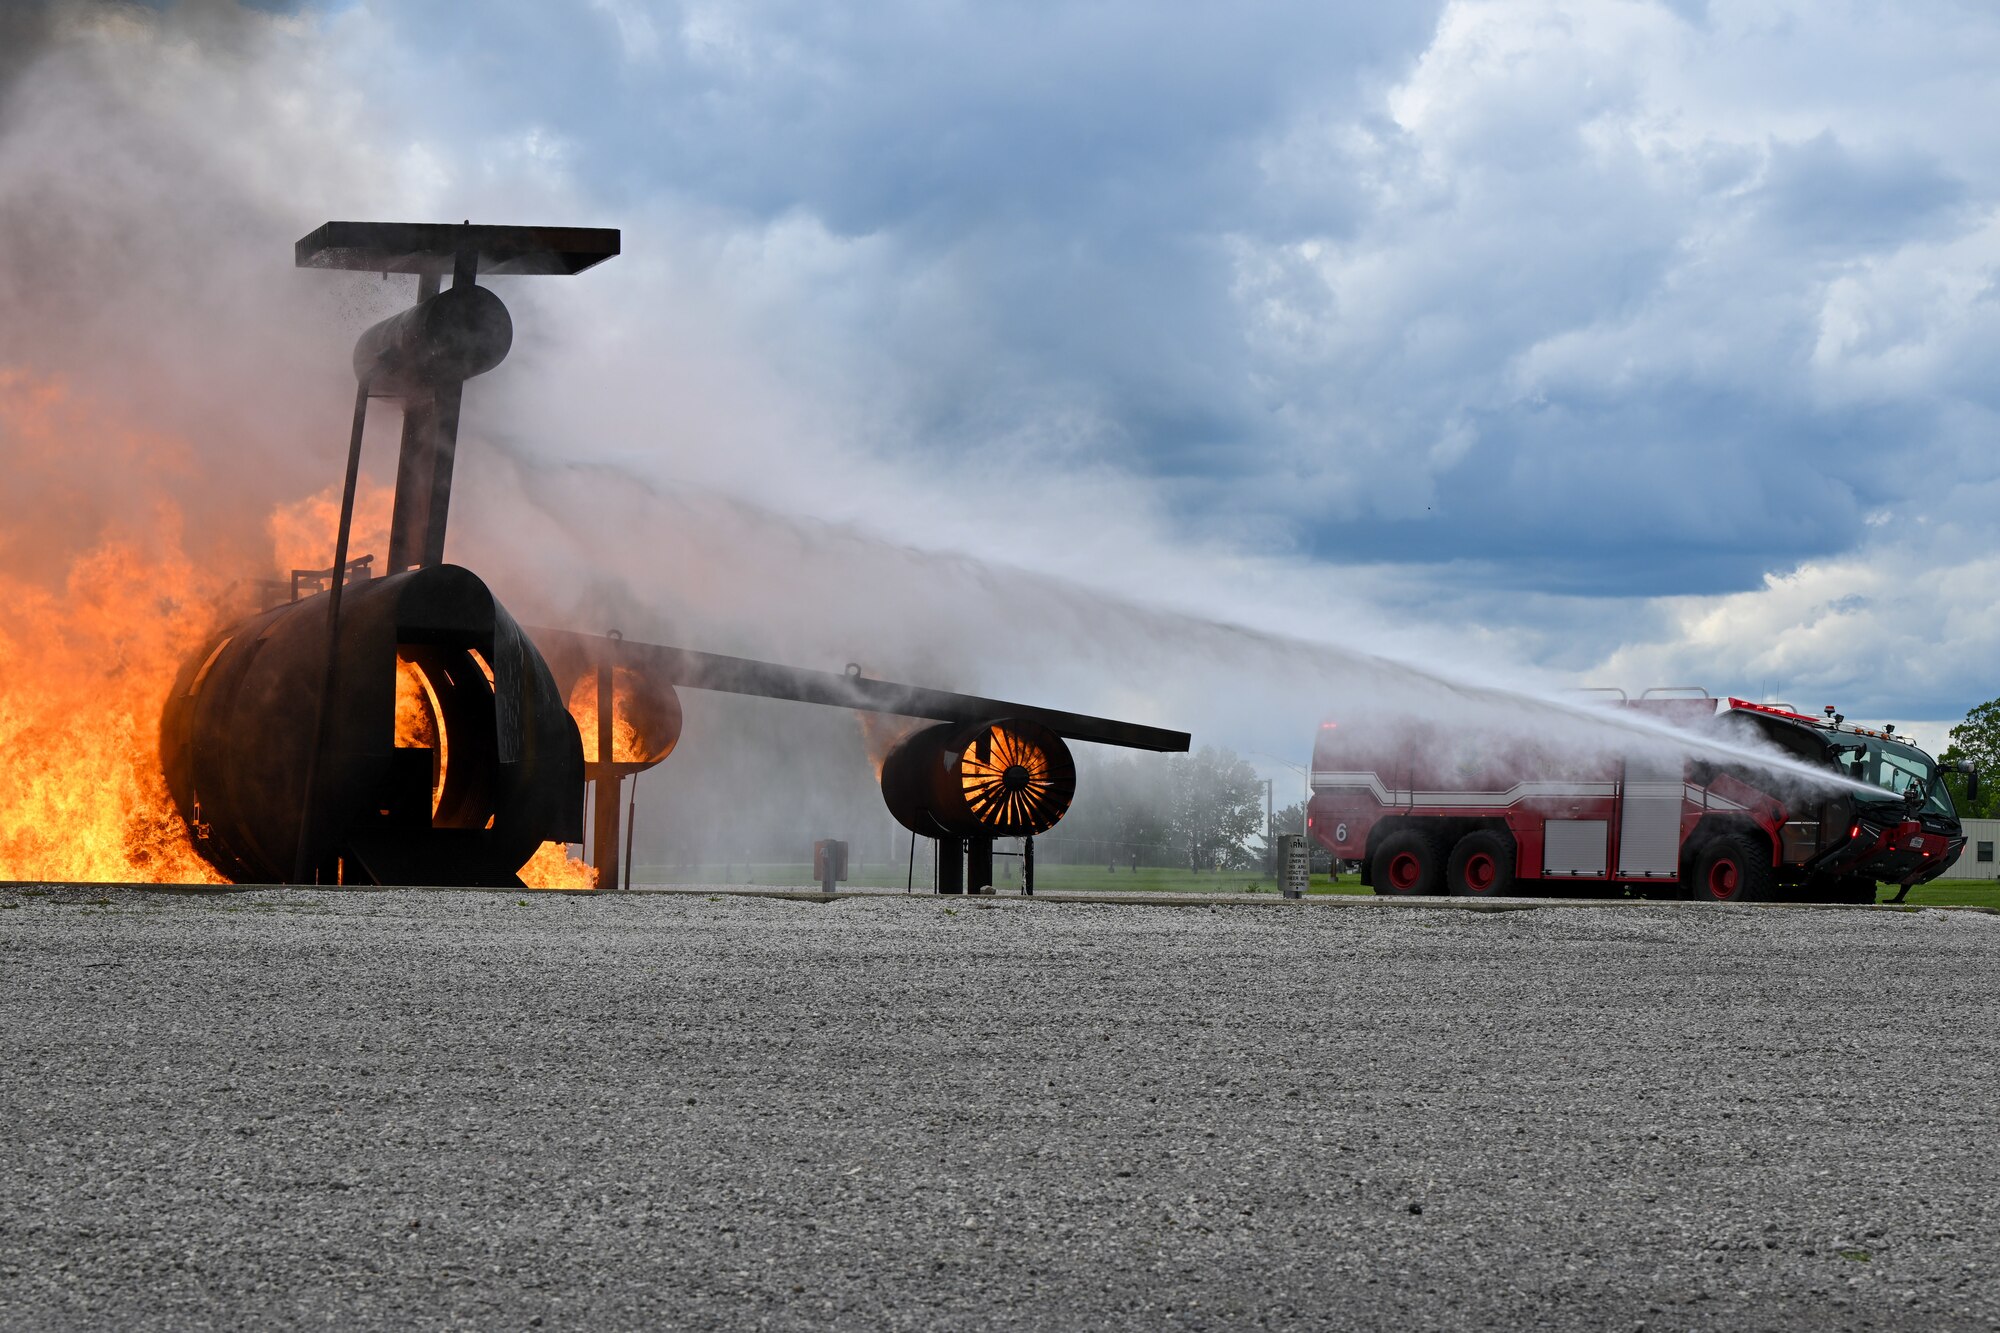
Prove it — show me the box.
[160,221,1188,891]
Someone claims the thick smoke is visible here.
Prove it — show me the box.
[0,1,411,580]
[455,446,1878,875]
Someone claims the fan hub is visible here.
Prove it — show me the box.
[1001,763,1033,792]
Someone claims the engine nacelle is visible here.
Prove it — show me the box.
[535,643,684,781]
[160,564,583,886]
[880,718,1076,837]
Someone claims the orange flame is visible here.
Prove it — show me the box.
[268,478,392,581]
[857,712,925,779]
[0,370,603,889]
[0,533,229,883]
[394,655,445,816]
[520,841,597,890]
[567,667,669,766]
[0,376,226,882]
[0,368,264,876]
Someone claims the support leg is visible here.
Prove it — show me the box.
[937,838,964,895]
[419,380,464,567]
[385,393,436,572]
[966,836,993,894]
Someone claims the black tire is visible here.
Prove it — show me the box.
[1372,829,1448,896]
[1446,830,1517,897]
[1689,833,1775,903]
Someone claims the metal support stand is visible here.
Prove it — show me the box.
[1023,833,1034,897]
[937,837,964,894]
[419,381,464,567]
[385,272,440,573]
[623,774,638,892]
[590,657,620,891]
[383,254,476,572]
[966,836,993,894]
[292,374,373,885]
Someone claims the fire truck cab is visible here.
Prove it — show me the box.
[1306,690,1971,903]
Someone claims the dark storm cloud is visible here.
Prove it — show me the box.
[1756,132,1967,250]
[372,2,1434,224]
[1297,378,1936,598]
[1,1,286,103]
[0,5,57,94]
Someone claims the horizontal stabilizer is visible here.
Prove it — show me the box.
[296,221,620,276]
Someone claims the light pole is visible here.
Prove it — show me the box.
[1253,753,1313,887]
[1262,776,1274,876]
[1253,752,1310,834]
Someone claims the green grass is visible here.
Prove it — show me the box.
[632,861,2000,907]
[989,865,1369,896]
[1888,878,2000,909]
[633,861,1366,895]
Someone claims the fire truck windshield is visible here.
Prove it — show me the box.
[1832,737,1954,817]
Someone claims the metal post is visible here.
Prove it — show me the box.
[385,271,440,574]
[418,380,463,567]
[966,836,993,893]
[292,374,373,885]
[385,395,433,571]
[937,837,964,894]
[1264,776,1274,882]
[591,659,619,890]
[623,773,638,892]
[387,254,476,571]
[1023,833,1034,897]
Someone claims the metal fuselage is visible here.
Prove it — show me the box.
[161,565,586,887]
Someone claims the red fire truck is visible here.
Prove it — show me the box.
[1306,690,1973,903]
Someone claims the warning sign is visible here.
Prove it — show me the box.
[1278,833,1310,899]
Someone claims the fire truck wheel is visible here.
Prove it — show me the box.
[1372,830,1447,896]
[1446,831,1516,896]
[1690,833,1774,904]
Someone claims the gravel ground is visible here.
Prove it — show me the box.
[3,885,1998,1331]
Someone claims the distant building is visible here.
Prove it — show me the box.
[1957,819,2000,880]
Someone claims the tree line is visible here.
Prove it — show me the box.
[1038,745,1321,872]
[1942,698,2000,819]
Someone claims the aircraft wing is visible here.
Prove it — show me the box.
[529,628,1191,753]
